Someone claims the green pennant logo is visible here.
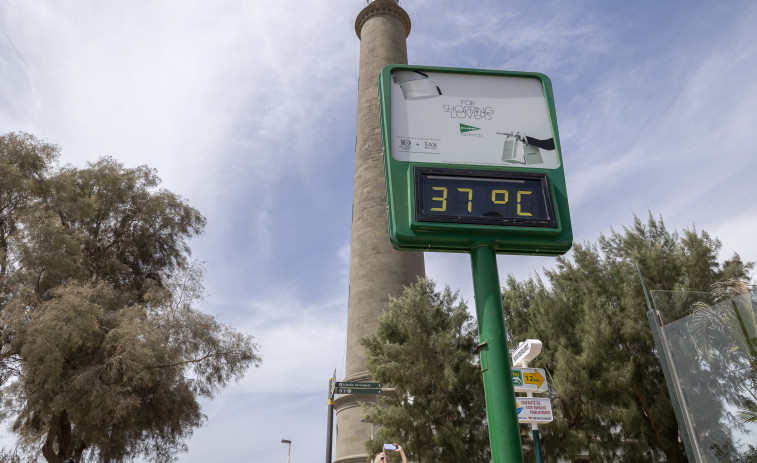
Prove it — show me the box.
[459,123,481,133]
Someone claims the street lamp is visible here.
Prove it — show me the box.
[281,439,292,463]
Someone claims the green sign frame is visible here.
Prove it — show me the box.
[379,64,572,255]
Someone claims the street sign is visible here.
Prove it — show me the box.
[378,65,572,256]
[335,382,382,389]
[516,397,553,423]
[336,388,383,395]
[512,367,548,393]
[512,339,542,367]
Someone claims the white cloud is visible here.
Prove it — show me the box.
[238,292,348,394]
[245,320,346,393]
[406,0,611,76]
[181,390,326,463]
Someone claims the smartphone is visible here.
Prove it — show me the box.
[383,444,397,450]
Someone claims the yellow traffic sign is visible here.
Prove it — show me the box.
[512,367,548,393]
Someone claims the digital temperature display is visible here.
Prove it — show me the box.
[415,167,556,228]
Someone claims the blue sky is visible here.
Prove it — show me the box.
[2,0,757,461]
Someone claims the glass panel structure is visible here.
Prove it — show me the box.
[650,289,757,462]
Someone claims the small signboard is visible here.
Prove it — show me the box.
[335,382,382,389]
[512,367,548,393]
[512,339,543,367]
[336,388,383,395]
[516,397,553,423]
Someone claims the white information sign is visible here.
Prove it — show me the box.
[389,70,559,169]
[512,339,543,367]
[516,397,554,423]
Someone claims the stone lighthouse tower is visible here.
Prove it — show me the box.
[333,1,424,462]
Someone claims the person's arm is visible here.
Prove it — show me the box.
[393,444,408,463]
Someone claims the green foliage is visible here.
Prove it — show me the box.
[0,132,261,463]
[0,448,21,463]
[361,278,489,463]
[726,445,757,463]
[501,213,753,462]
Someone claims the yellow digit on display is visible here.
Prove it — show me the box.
[517,191,533,216]
[457,188,473,212]
[431,186,447,211]
[492,189,509,205]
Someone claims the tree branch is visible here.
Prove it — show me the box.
[152,350,242,369]
[630,380,664,452]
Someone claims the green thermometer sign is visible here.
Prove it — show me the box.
[379,65,572,255]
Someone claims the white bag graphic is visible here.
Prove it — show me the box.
[498,132,543,165]
[392,70,443,100]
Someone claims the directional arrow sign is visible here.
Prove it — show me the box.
[516,397,553,423]
[511,339,542,367]
[335,382,382,389]
[512,368,548,393]
[336,388,383,395]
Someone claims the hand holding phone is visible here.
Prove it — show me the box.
[383,443,397,450]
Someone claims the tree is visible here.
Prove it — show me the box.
[361,278,490,463]
[501,214,753,462]
[0,132,262,462]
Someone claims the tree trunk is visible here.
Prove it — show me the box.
[630,380,685,462]
[41,411,74,463]
[557,394,577,427]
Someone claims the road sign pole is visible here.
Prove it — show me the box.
[326,393,334,463]
[533,427,543,463]
[326,374,335,463]
[522,360,544,463]
[471,245,524,463]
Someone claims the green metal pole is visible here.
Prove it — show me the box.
[470,245,524,463]
[533,428,543,463]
